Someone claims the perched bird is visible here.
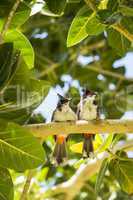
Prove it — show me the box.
[52,94,77,164]
[77,89,99,158]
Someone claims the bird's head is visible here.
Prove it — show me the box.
[82,88,98,105]
[57,93,71,108]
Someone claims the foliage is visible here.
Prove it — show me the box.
[0,0,133,200]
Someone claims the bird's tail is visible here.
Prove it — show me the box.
[53,135,67,165]
[82,133,94,158]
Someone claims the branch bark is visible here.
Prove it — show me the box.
[42,140,133,200]
[25,120,133,139]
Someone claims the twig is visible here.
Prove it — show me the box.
[112,24,133,42]
[86,65,133,82]
[19,171,33,200]
[38,63,59,78]
[1,0,21,36]
[25,120,133,139]
[84,0,96,11]
[80,40,105,54]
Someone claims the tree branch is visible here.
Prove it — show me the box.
[25,120,133,139]
[42,140,132,200]
[86,65,133,82]
[112,24,133,42]
[1,0,21,36]
[19,171,33,200]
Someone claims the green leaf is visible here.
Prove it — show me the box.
[0,120,45,171]
[109,159,133,194]
[0,60,51,124]
[70,142,83,154]
[0,43,13,90]
[97,9,122,25]
[95,158,109,194]
[107,28,131,56]
[67,6,105,47]
[4,30,34,69]
[0,167,14,200]
[10,2,31,28]
[97,134,113,153]
[0,43,20,91]
[46,0,66,15]
[95,134,103,144]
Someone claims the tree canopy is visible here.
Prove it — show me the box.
[0,0,133,200]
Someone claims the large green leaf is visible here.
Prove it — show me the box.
[0,167,14,200]
[95,158,109,194]
[109,159,133,194]
[0,60,51,124]
[107,28,131,56]
[0,43,20,91]
[0,120,45,171]
[4,30,34,69]
[67,6,105,47]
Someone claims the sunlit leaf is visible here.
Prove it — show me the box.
[109,159,133,194]
[97,134,114,153]
[4,30,34,69]
[0,120,45,171]
[67,6,105,47]
[0,167,14,200]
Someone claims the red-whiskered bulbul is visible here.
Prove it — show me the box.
[77,89,99,158]
[52,94,77,164]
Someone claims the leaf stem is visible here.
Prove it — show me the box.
[1,0,22,36]
[19,170,33,200]
[112,24,133,42]
[84,0,96,11]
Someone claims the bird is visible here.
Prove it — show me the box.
[77,89,99,158]
[52,93,77,165]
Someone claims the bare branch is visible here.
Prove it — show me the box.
[87,65,133,82]
[25,120,133,139]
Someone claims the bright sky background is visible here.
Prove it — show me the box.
[35,52,133,121]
